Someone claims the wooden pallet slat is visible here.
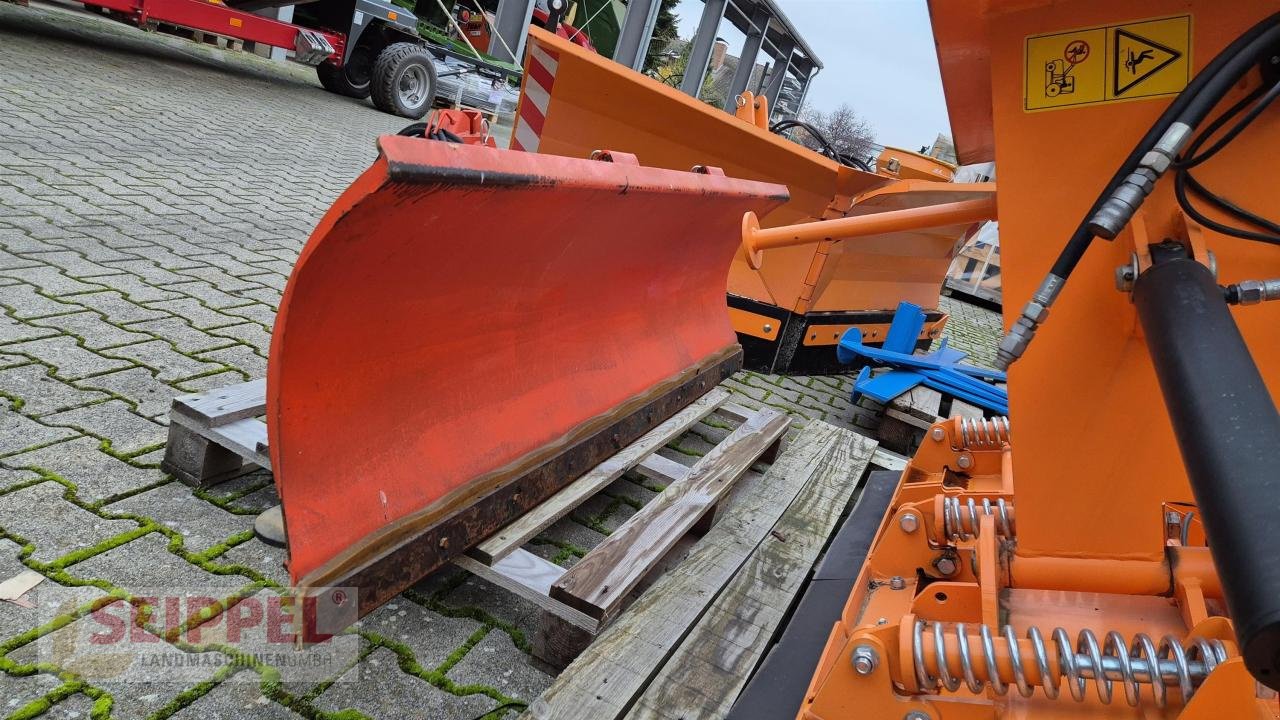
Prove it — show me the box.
[632,453,691,486]
[871,446,908,471]
[471,388,730,565]
[716,401,756,423]
[549,407,790,621]
[453,550,598,631]
[202,417,271,470]
[171,378,266,427]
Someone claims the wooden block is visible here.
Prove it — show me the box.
[628,426,876,720]
[758,434,785,464]
[689,504,717,536]
[161,423,247,488]
[949,398,983,419]
[888,385,942,426]
[878,409,922,455]
[171,378,266,428]
[880,384,942,455]
[550,408,790,621]
[524,421,862,720]
[471,388,728,565]
[533,609,598,670]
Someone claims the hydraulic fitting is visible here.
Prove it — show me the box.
[1226,279,1280,305]
[1088,122,1192,239]
[996,274,1062,369]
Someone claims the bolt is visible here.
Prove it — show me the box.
[889,576,906,590]
[934,556,958,576]
[931,427,945,442]
[905,712,931,720]
[957,453,973,470]
[876,617,888,626]
[899,513,919,534]
[852,644,880,675]
[763,323,773,333]
[1115,264,1135,292]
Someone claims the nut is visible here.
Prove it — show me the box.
[889,576,906,590]
[934,556,958,576]
[1021,301,1048,324]
[851,645,880,675]
[899,513,919,534]
[1237,280,1265,305]
[904,712,932,720]
[931,427,945,442]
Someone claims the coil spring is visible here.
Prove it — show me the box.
[957,416,1011,450]
[912,620,1228,708]
[942,496,1012,541]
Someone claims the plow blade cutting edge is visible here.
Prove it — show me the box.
[266,137,788,612]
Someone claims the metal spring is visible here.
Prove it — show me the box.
[912,620,1228,708]
[942,496,1012,540]
[957,416,1011,449]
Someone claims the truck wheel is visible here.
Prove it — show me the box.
[371,42,438,119]
[316,48,373,99]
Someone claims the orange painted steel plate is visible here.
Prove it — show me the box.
[267,137,788,588]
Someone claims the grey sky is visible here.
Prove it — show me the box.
[672,0,951,150]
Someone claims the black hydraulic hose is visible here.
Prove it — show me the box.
[1051,11,1280,278]
[1177,81,1280,169]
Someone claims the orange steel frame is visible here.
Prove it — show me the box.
[801,0,1280,717]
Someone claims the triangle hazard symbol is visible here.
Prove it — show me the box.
[1114,28,1181,96]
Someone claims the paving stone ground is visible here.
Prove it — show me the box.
[0,4,1004,718]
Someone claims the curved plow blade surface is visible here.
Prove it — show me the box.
[267,137,787,611]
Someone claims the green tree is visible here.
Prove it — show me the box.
[642,0,681,73]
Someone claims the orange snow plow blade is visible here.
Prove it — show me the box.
[266,137,788,611]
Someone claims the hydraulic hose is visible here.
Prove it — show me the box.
[997,12,1280,369]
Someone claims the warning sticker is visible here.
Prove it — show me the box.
[1025,16,1191,112]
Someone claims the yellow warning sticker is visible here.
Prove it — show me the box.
[1025,15,1191,112]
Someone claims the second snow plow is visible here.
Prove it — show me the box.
[510,28,996,373]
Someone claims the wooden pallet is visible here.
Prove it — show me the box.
[162,379,791,669]
[524,419,878,720]
[163,379,270,487]
[459,389,791,668]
